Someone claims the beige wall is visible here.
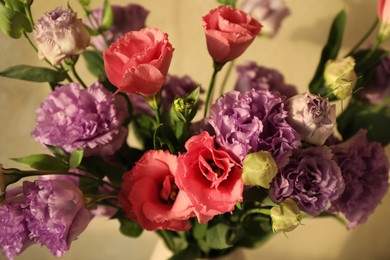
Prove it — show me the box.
[0,0,389,259]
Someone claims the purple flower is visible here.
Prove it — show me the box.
[208,89,300,167]
[234,61,297,98]
[22,179,93,257]
[0,187,32,260]
[359,55,390,105]
[129,75,202,115]
[85,4,149,52]
[32,82,128,157]
[286,93,336,146]
[270,146,344,216]
[240,0,290,38]
[33,8,90,65]
[330,129,389,228]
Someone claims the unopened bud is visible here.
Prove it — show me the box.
[271,198,301,233]
[242,151,278,188]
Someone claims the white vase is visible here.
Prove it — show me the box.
[150,239,245,260]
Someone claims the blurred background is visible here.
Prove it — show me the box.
[0,0,389,259]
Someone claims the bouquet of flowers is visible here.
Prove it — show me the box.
[0,0,389,259]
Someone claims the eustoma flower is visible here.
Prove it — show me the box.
[119,150,194,231]
[234,61,297,97]
[240,0,290,38]
[330,130,389,228]
[378,0,390,41]
[104,28,174,96]
[270,146,344,216]
[85,4,149,52]
[22,179,93,257]
[286,93,336,146]
[202,6,261,63]
[208,89,300,167]
[0,188,32,260]
[31,82,128,156]
[33,8,90,65]
[176,132,243,223]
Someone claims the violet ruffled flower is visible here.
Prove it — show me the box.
[286,93,336,146]
[330,129,389,228]
[0,187,32,260]
[85,4,149,52]
[208,89,300,167]
[270,146,344,216]
[235,61,297,98]
[33,8,90,65]
[359,55,390,105]
[31,82,128,157]
[240,0,290,38]
[22,179,93,257]
[129,75,202,115]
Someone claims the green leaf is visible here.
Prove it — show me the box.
[69,149,84,169]
[11,154,68,171]
[309,9,347,94]
[216,0,236,6]
[118,217,143,237]
[169,245,201,260]
[153,124,179,154]
[206,223,233,250]
[0,5,32,38]
[80,156,124,184]
[193,220,208,240]
[337,100,390,146]
[82,50,106,81]
[100,0,113,31]
[0,65,67,82]
[79,177,100,194]
[4,0,24,12]
[46,145,69,160]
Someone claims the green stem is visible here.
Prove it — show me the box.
[24,3,34,27]
[203,62,224,118]
[240,208,271,222]
[152,94,161,125]
[219,61,235,96]
[70,63,87,88]
[60,64,74,82]
[156,230,176,252]
[346,18,378,56]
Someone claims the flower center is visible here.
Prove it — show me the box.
[160,175,179,205]
[207,160,223,178]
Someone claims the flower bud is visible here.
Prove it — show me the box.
[242,151,278,188]
[0,164,22,205]
[286,93,336,146]
[323,56,357,100]
[33,8,90,65]
[270,198,301,233]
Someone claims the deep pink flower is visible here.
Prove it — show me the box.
[202,6,261,63]
[119,150,194,231]
[104,28,174,96]
[176,132,243,223]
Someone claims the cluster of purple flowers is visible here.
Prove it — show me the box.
[0,179,92,259]
[207,62,389,227]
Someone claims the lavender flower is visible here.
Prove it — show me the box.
[359,55,390,105]
[270,146,344,216]
[0,187,32,260]
[235,61,297,98]
[286,93,336,146]
[208,89,300,167]
[85,4,149,52]
[31,82,128,157]
[22,179,93,257]
[129,75,202,115]
[240,0,290,38]
[330,130,389,228]
[33,8,90,65]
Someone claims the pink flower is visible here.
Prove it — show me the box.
[202,6,261,63]
[176,132,243,223]
[104,28,174,96]
[378,0,390,22]
[240,0,290,38]
[119,150,194,231]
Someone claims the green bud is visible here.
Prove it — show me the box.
[0,164,23,206]
[172,87,200,122]
[270,198,301,233]
[241,151,278,188]
[323,56,357,100]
